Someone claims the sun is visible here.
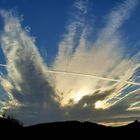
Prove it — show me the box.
[94,100,104,109]
[68,89,89,104]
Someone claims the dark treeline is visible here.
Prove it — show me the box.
[0,115,140,129]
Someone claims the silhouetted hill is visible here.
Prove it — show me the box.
[0,117,140,129]
[26,121,107,129]
[26,120,140,129]
[120,120,140,128]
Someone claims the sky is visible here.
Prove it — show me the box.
[0,0,140,126]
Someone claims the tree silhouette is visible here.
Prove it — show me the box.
[0,114,23,128]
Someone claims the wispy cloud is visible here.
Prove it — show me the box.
[0,10,60,124]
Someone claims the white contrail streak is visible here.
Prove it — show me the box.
[47,70,140,86]
[0,64,7,67]
[0,64,140,86]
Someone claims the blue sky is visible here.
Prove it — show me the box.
[0,0,140,65]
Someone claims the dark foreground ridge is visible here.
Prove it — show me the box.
[0,117,140,129]
[27,120,140,129]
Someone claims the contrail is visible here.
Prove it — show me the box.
[47,70,140,86]
[0,64,7,67]
[0,64,140,86]
[0,64,6,81]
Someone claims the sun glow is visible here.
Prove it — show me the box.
[59,89,91,106]
[95,100,104,109]
[72,90,89,103]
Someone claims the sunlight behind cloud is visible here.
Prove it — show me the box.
[94,100,104,109]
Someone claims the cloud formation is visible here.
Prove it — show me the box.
[0,0,140,126]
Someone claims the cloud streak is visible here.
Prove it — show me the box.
[47,69,140,86]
